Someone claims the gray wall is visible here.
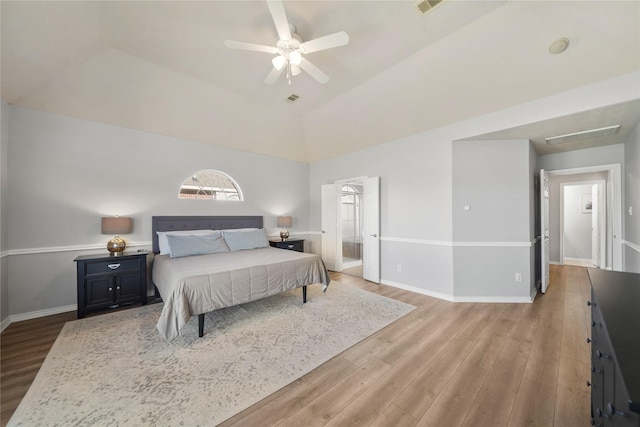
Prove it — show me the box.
[1,99,8,326]
[5,72,639,319]
[563,184,594,260]
[309,73,638,302]
[452,139,534,299]
[309,131,455,298]
[624,122,640,272]
[6,105,310,317]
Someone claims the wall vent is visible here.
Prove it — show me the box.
[415,0,444,15]
[285,94,300,103]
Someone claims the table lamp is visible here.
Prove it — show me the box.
[101,216,133,255]
[277,216,292,241]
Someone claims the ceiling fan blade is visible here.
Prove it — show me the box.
[299,58,329,84]
[264,66,284,84]
[224,40,278,54]
[300,31,349,54]
[266,0,291,41]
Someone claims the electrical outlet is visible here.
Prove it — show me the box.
[515,273,522,282]
[396,264,402,273]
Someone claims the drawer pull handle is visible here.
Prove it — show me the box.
[108,264,121,270]
[606,403,627,417]
[586,300,592,306]
[288,245,294,249]
[586,381,591,387]
[586,337,592,344]
[108,287,113,291]
[596,350,610,359]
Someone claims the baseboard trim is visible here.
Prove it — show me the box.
[624,240,640,254]
[530,286,539,302]
[380,279,534,303]
[452,295,534,303]
[380,279,455,302]
[564,256,593,263]
[0,316,11,333]
[8,304,77,325]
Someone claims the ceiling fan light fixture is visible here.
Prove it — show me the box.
[272,55,286,70]
[289,51,302,66]
[224,0,349,84]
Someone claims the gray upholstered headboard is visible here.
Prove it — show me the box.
[151,216,264,253]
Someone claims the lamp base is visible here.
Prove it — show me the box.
[280,230,289,241]
[107,236,126,254]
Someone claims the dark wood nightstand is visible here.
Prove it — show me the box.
[74,251,148,318]
[269,239,304,253]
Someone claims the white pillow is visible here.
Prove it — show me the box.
[223,228,269,251]
[156,229,217,255]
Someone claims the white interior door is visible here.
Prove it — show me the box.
[321,184,338,271]
[591,182,606,268]
[591,184,599,267]
[540,169,550,293]
[362,177,380,283]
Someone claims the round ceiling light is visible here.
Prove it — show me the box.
[549,37,570,54]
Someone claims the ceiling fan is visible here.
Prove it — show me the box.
[224,0,349,84]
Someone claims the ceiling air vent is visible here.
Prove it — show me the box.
[285,94,300,103]
[545,125,621,145]
[415,0,444,15]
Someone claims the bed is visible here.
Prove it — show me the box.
[151,216,330,341]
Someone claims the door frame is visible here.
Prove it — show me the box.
[335,176,367,272]
[559,180,606,266]
[322,176,380,282]
[546,164,622,271]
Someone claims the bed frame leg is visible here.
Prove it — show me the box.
[303,286,307,303]
[198,314,205,337]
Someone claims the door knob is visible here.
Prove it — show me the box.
[370,233,377,237]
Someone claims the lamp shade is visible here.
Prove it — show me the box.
[277,216,292,228]
[101,217,132,235]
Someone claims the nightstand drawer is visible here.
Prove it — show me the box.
[269,239,304,252]
[85,258,141,275]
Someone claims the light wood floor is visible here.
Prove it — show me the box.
[1,264,591,426]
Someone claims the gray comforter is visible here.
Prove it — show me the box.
[153,247,330,341]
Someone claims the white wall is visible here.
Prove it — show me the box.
[624,122,640,272]
[6,105,310,318]
[563,184,594,261]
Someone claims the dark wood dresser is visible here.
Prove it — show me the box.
[588,268,640,426]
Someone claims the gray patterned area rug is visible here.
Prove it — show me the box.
[9,282,414,426]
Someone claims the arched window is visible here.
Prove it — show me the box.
[178,170,243,200]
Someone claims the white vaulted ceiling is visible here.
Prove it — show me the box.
[2,1,640,162]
